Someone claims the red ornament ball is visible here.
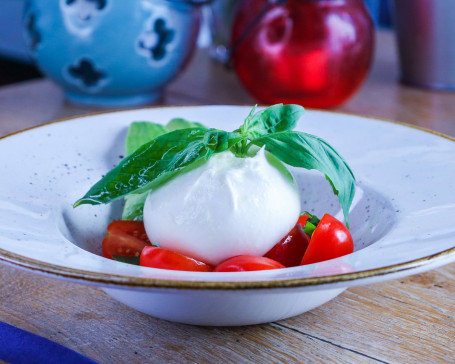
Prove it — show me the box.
[231,0,375,108]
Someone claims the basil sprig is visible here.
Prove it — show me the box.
[74,128,242,206]
[74,104,355,226]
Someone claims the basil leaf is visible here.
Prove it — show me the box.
[239,104,258,133]
[126,119,207,156]
[122,192,148,220]
[125,122,169,156]
[75,128,240,206]
[124,122,169,220]
[112,255,140,265]
[123,120,208,219]
[242,104,305,139]
[166,118,206,132]
[251,131,355,227]
[121,158,211,220]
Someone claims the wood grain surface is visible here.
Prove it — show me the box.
[1,30,455,363]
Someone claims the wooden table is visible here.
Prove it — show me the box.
[1,30,455,363]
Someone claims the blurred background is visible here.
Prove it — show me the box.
[0,0,393,87]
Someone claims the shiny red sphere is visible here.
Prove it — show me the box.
[231,0,375,108]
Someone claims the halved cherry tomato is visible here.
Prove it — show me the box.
[102,220,151,259]
[213,255,285,272]
[300,214,353,265]
[140,246,212,272]
[264,225,310,267]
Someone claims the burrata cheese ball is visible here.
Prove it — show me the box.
[143,148,301,266]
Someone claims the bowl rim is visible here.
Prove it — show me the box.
[1,105,455,290]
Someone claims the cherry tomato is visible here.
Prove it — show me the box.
[213,255,285,272]
[300,214,353,265]
[140,246,212,272]
[231,0,374,108]
[297,214,309,227]
[102,220,151,259]
[264,225,309,267]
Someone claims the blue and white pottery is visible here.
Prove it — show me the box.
[23,0,202,106]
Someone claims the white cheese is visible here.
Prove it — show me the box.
[143,149,301,266]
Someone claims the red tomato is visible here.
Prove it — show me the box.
[231,0,374,108]
[264,225,310,267]
[300,214,353,265]
[102,220,151,259]
[297,214,309,227]
[140,247,212,272]
[213,255,285,272]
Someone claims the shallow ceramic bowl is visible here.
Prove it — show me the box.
[23,0,201,107]
[1,106,455,326]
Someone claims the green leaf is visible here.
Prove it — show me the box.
[124,122,167,220]
[121,158,212,220]
[122,192,148,220]
[112,255,140,265]
[74,128,241,207]
[123,120,207,219]
[242,104,305,139]
[251,131,355,227]
[125,122,169,156]
[125,119,207,156]
[166,118,206,132]
[239,104,258,133]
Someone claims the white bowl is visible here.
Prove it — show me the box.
[1,106,455,326]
